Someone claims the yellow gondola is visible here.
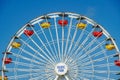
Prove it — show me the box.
[40,22,50,28]
[11,42,21,48]
[76,22,86,29]
[105,44,115,50]
[0,76,8,80]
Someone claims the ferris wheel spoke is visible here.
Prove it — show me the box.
[29,73,47,80]
[67,26,78,57]
[29,73,54,80]
[72,30,91,51]
[54,17,61,61]
[61,16,65,62]
[77,59,110,70]
[81,63,114,69]
[12,61,44,68]
[66,20,88,59]
[78,73,99,80]
[48,28,59,62]
[19,47,47,64]
[93,54,115,62]
[99,63,114,68]
[76,73,90,80]
[80,54,115,67]
[11,52,42,65]
[79,63,108,70]
[8,73,37,79]
[65,29,95,64]
[77,72,110,80]
[7,68,42,72]
[29,76,45,80]
[71,31,93,54]
[76,49,106,65]
[78,69,108,74]
[8,72,47,80]
[46,75,55,80]
[79,37,104,53]
[7,68,54,74]
[69,40,106,66]
[80,35,105,51]
[31,27,57,63]
[67,27,86,58]
[38,23,57,63]
[64,17,73,62]
[90,49,106,59]
[27,36,56,64]
[54,75,59,80]
[65,75,69,80]
[79,69,118,75]
[65,30,87,63]
[78,63,109,69]
[19,38,55,65]
[77,40,106,61]
[32,70,55,79]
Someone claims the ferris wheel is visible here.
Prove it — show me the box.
[1,12,120,80]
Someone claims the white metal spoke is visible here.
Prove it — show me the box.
[7,68,54,73]
[38,23,57,63]
[29,73,54,80]
[80,63,114,69]
[31,27,57,63]
[48,27,58,61]
[65,29,95,64]
[8,72,46,79]
[54,75,59,80]
[77,73,110,80]
[28,36,56,64]
[65,75,69,80]
[64,17,73,61]
[66,18,88,57]
[72,29,94,52]
[19,38,55,65]
[61,16,64,62]
[68,27,86,56]
[54,16,61,61]
[82,53,114,65]
[11,52,40,64]
[67,26,77,56]
[12,61,43,68]
[80,54,115,67]
[77,49,106,64]
[67,38,103,65]
[78,69,118,74]
[19,47,47,64]
[77,40,106,61]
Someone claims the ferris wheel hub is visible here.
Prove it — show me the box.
[55,63,68,76]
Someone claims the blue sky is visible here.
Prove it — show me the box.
[0,0,120,75]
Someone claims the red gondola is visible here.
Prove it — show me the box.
[58,20,68,26]
[3,58,12,64]
[114,60,120,67]
[24,30,34,36]
[92,31,103,37]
